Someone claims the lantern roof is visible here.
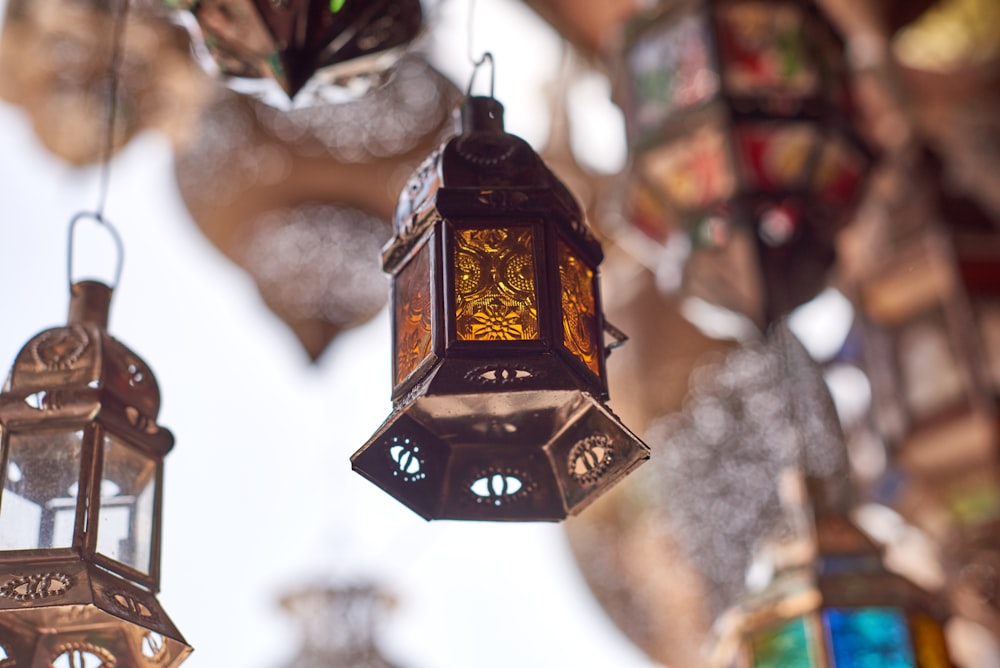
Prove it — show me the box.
[1,281,173,454]
[388,96,602,269]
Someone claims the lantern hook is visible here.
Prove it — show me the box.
[466,51,496,99]
[603,320,628,357]
[67,211,125,292]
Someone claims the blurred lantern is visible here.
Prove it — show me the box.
[714,476,954,668]
[352,94,649,521]
[0,281,190,666]
[279,584,399,668]
[614,0,873,328]
[169,0,424,104]
[173,55,460,360]
[0,0,207,165]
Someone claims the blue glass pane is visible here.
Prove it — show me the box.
[751,616,816,667]
[824,608,915,668]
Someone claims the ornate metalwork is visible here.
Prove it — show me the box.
[0,573,72,602]
[353,96,649,520]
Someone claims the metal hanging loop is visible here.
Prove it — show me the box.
[466,51,495,98]
[67,211,125,291]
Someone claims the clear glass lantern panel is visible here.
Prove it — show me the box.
[453,227,539,342]
[394,239,435,385]
[557,240,600,377]
[96,434,157,575]
[749,615,819,668]
[733,122,819,192]
[896,312,966,419]
[812,133,868,206]
[627,12,719,144]
[823,607,916,668]
[0,430,84,549]
[716,2,819,97]
[908,611,951,668]
[640,122,737,212]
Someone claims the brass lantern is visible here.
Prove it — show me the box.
[352,96,650,521]
[618,0,873,326]
[170,0,424,103]
[0,281,190,666]
[715,482,953,668]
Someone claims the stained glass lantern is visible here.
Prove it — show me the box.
[717,497,953,668]
[617,0,873,327]
[352,96,650,521]
[0,281,190,666]
[169,0,424,104]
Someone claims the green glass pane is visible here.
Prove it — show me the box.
[824,607,916,668]
[751,617,817,668]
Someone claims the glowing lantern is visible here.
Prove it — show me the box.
[352,96,649,521]
[0,281,190,666]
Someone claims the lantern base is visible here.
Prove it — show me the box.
[352,389,649,521]
[0,553,191,666]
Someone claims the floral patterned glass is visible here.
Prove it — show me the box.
[453,227,539,342]
[394,240,434,385]
[558,240,600,376]
[641,122,737,211]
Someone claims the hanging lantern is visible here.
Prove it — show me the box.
[0,281,190,666]
[351,95,649,521]
[616,0,873,327]
[715,480,953,668]
[169,0,424,104]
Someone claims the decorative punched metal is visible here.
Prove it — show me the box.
[352,95,649,521]
[0,281,190,666]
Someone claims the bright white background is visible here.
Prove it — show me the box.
[0,0,662,666]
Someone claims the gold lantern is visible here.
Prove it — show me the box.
[0,281,190,666]
[352,95,650,521]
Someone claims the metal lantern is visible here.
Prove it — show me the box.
[0,281,190,666]
[618,0,873,326]
[352,96,650,521]
[170,0,423,103]
[716,490,953,667]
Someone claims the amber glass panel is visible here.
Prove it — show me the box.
[454,227,539,341]
[394,241,434,385]
[908,611,951,668]
[558,241,600,376]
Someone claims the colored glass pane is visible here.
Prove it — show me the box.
[454,227,539,341]
[735,123,818,192]
[717,2,818,96]
[394,241,434,384]
[558,241,600,377]
[909,612,951,668]
[750,616,817,668]
[641,123,736,210]
[629,13,719,142]
[813,134,867,205]
[824,608,916,668]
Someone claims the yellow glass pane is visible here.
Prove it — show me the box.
[558,241,600,376]
[454,228,539,341]
[909,611,951,668]
[394,241,434,385]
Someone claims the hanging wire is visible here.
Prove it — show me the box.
[67,0,131,291]
[464,0,495,98]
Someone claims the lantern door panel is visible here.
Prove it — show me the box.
[0,430,85,550]
[393,238,436,388]
[556,240,601,378]
[451,225,540,343]
[94,434,158,576]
